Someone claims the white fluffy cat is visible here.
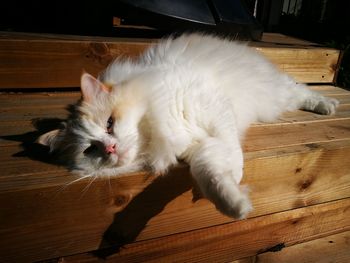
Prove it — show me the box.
[38,34,338,219]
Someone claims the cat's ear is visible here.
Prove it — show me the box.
[37,129,60,152]
[80,72,111,103]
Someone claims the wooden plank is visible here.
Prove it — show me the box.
[309,85,349,94]
[0,32,339,88]
[60,199,350,263]
[255,231,350,263]
[0,85,346,110]
[0,33,150,89]
[0,91,80,107]
[0,140,349,262]
[2,111,350,147]
[260,33,320,46]
[244,119,350,152]
[1,87,350,147]
[255,47,339,83]
[274,104,350,124]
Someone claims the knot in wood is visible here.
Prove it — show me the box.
[295,167,302,174]
[114,195,129,207]
[89,42,109,55]
[298,178,314,191]
[86,43,113,65]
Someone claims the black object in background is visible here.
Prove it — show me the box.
[114,0,263,40]
[1,0,262,40]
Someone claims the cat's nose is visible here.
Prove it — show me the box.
[105,144,117,154]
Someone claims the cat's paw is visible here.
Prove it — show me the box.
[222,190,253,219]
[315,97,339,115]
[150,154,177,175]
[211,183,253,219]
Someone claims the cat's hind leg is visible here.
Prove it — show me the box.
[291,84,339,115]
[187,137,252,219]
[301,93,339,115]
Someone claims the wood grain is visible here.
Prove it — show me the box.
[255,231,350,263]
[0,139,349,262]
[0,32,339,88]
[0,83,349,262]
[256,47,339,83]
[0,33,150,89]
[60,199,350,263]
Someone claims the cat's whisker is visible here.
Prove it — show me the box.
[108,175,114,196]
[78,175,98,200]
[54,175,91,196]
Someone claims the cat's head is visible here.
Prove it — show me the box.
[37,73,147,173]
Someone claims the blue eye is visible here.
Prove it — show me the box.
[107,116,114,133]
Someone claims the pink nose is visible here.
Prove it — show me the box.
[105,144,116,154]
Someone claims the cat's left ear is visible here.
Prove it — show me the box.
[80,72,111,103]
[37,129,60,152]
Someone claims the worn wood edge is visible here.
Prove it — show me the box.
[0,32,321,47]
[0,32,332,51]
[58,198,350,263]
[333,49,345,84]
[0,31,155,44]
[260,33,320,46]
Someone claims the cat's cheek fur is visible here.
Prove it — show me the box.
[118,147,138,166]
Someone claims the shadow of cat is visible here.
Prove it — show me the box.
[94,166,201,259]
[1,118,65,164]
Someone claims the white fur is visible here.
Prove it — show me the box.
[96,34,339,218]
[43,34,339,219]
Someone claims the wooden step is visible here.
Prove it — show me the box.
[0,33,348,262]
[0,32,341,89]
[0,85,349,262]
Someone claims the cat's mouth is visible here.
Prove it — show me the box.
[103,148,131,168]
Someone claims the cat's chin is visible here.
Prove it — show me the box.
[116,155,133,167]
[108,154,120,166]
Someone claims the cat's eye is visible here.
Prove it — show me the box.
[106,116,114,134]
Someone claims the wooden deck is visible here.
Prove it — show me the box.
[0,32,349,262]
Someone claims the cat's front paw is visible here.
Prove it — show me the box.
[231,195,253,219]
[211,182,253,220]
[221,191,253,219]
[150,154,178,175]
